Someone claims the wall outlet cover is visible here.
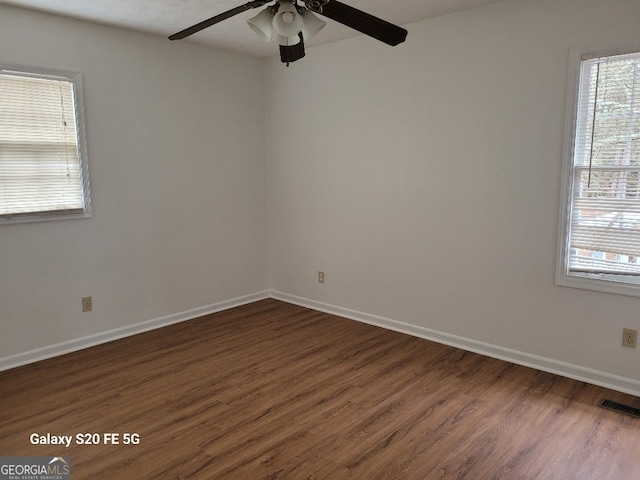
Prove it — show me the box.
[622,328,637,349]
[82,296,93,312]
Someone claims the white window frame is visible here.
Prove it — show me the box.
[0,64,91,224]
[557,47,640,297]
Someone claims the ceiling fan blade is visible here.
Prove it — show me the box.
[318,0,407,46]
[169,0,270,40]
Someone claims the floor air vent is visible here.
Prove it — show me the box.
[598,399,640,419]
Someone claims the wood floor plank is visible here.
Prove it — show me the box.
[1,298,639,479]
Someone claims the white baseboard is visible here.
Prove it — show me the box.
[4,289,640,397]
[0,290,270,372]
[270,290,640,397]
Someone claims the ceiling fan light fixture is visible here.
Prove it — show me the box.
[271,32,301,46]
[300,10,326,40]
[272,2,304,38]
[247,8,275,41]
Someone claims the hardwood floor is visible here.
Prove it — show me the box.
[1,299,639,479]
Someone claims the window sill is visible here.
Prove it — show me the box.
[0,210,92,226]
[556,271,640,298]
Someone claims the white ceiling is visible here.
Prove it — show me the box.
[0,0,506,58]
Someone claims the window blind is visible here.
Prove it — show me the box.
[0,72,85,218]
[569,52,640,276]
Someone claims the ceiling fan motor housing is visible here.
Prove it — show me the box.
[304,0,330,13]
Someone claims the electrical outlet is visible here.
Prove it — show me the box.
[82,296,93,312]
[318,271,325,284]
[622,328,637,349]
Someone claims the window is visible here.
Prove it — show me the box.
[0,66,91,224]
[557,49,640,296]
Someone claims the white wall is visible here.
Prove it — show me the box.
[0,5,268,363]
[265,0,640,392]
[2,0,640,395]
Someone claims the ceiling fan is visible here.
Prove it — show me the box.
[169,0,408,66]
